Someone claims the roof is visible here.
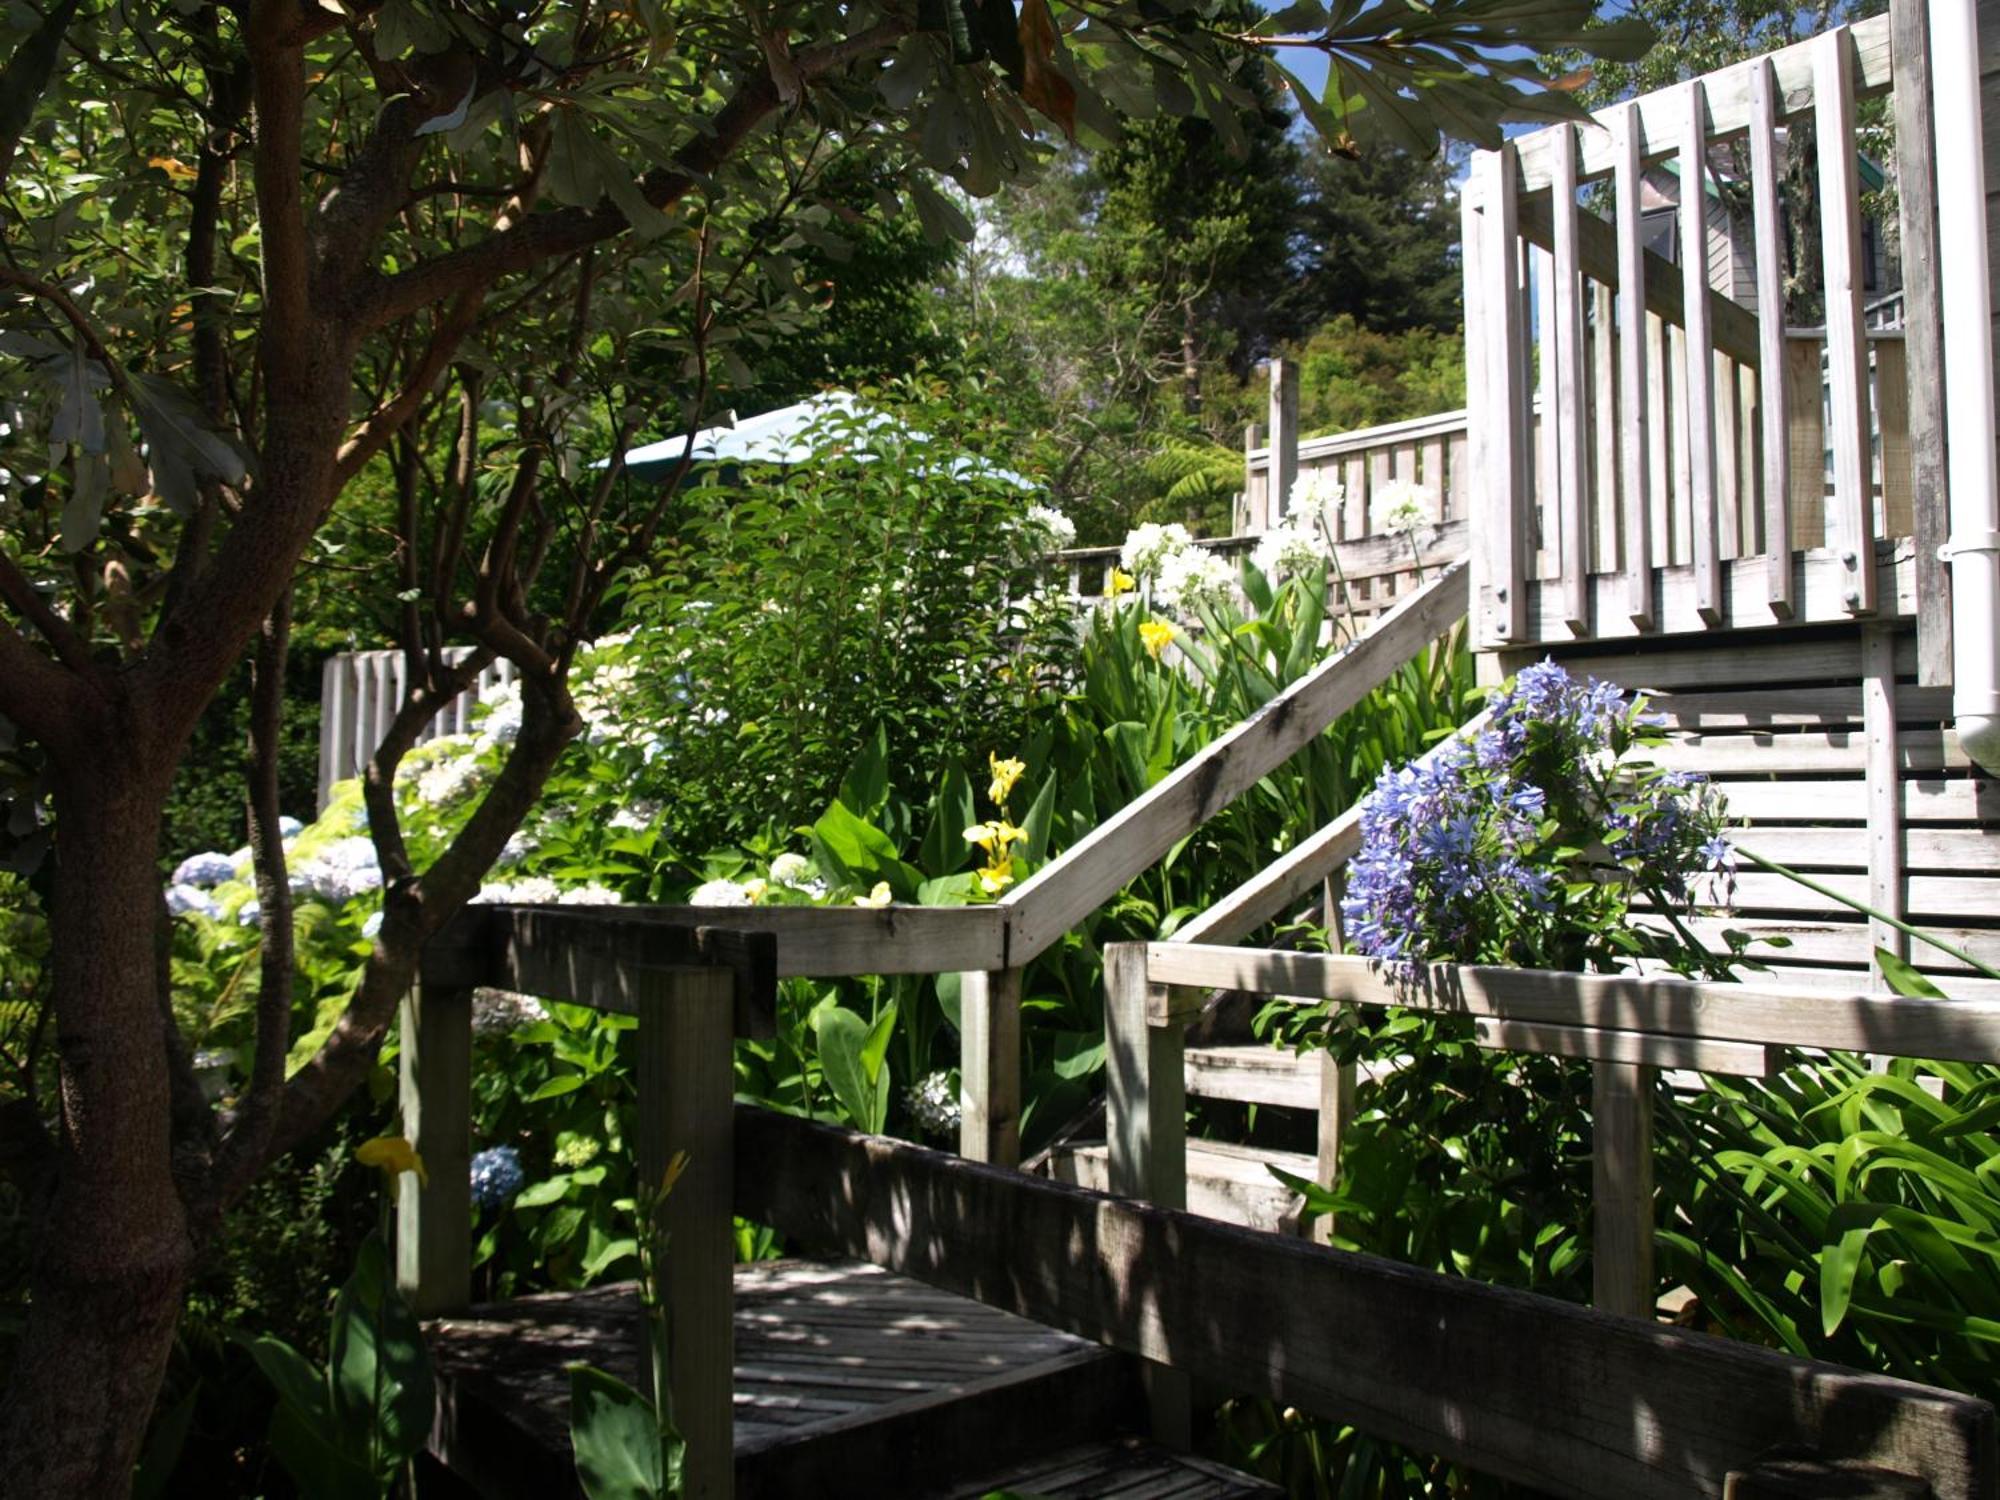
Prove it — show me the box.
[616,391,1030,487]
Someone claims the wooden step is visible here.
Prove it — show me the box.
[1047,1138,1318,1235]
[1183,1044,1402,1108]
[936,1434,1284,1498]
[424,1258,1146,1499]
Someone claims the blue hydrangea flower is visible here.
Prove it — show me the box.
[171,851,238,888]
[469,1145,526,1211]
[166,883,221,920]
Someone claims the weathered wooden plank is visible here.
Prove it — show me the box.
[1724,1455,1934,1499]
[1506,15,1893,190]
[1592,1060,1657,1319]
[1712,775,1993,824]
[1592,282,1621,577]
[1681,80,1723,624]
[1480,145,1531,646]
[1891,0,1953,684]
[1877,341,1913,540]
[1517,629,1911,691]
[959,966,1022,1167]
[1000,562,1468,955]
[1637,726,1967,775]
[1733,823,2000,874]
[1659,915,2000,973]
[637,966,736,1500]
[397,983,472,1317]
[1785,336,1828,551]
[737,1106,1996,1500]
[1817,29,1878,615]
[1052,1138,1314,1238]
[1471,1017,1777,1075]
[1865,629,1909,983]
[1146,946,2000,1063]
[1268,358,1299,520]
[1749,58,1794,616]
[1184,1044,1323,1110]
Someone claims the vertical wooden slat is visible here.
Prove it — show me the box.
[636,966,736,1500]
[397,983,472,1317]
[1715,353,1741,560]
[1592,282,1619,577]
[1680,79,1722,624]
[1891,0,1952,683]
[1446,431,1469,519]
[1480,144,1530,645]
[1740,364,1762,558]
[1343,455,1368,541]
[1462,174,1490,614]
[959,967,1021,1166]
[1876,340,1913,538]
[1104,944,1191,1446]
[1817,27,1878,615]
[1419,437,1446,520]
[1614,103,1654,630]
[318,656,344,811]
[1242,421,1265,535]
[1862,628,1908,985]
[1552,125,1590,633]
[1268,357,1300,521]
[1647,312,1672,580]
[1534,243,1558,581]
[1592,1060,1657,1320]
[1786,337,1829,554]
[1669,323,1693,567]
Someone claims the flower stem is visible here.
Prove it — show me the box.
[1738,847,2000,982]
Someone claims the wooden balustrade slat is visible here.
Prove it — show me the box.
[1552,126,1590,632]
[1748,58,1789,612]
[396,983,472,1317]
[1592,282,1620,577]
[1816,27,1879,615]
[1477,145,1530,645]
[1681,78,1723,624]
[1614,104,1655,629]
[959,966,1023,1167]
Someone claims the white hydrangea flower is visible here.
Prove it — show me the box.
[497,829,538,866]
[1119,521,1193,579]
[608,800,661,833]
[769,852,815,888]
[361,910,384,940]
[278,815,304,840]
[1156,546,1236,614]
[557,883,622,906]
[473,681,523,752]
[172,851,238,888]
[415,754,483,808]
[470,876,561,905]
[1021,503,1077,550]
[905,1071,962,1135]
[689,878,751,908]
[471,988,551,1036]
[291,837,383,903]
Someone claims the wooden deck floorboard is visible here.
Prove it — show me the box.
[425,1257,1271,1498]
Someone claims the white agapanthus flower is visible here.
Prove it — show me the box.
[905,1071,962,1135]
[1156,545,1236,614]
[1251,522,1329,582]
[172,851,238,888]
[1119,521,1193,579]
[557,884,623,906]
[1371,479,1436,537]
[1021,503,1077,550]
[689,878,751,908]
[1286,470,1346,534]
[166,883,221,920]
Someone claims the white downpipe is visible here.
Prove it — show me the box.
[1931,0,2000,773]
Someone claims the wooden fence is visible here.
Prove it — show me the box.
[1460,7,1951,652]
[1240,405,1470,537]
[316,648,515,810]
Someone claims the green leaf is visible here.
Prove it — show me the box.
[329,1232,435,1469]
[133,1381,199,1500]
[812,999,892,1132]
[1874,948,1950,1000]
[569,1364,669,1500]
[514,1174,573,1208]
[529,1072,587,1101]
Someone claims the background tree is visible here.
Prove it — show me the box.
[0,0,1648,1491]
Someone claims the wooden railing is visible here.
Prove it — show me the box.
[402,901,1999,1500]
[317,648,516,810]
[1241,405,1470,537]
[1460,6,1951,651]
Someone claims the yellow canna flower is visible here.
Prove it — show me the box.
[658,1149,691,1199]
[356,1135,429,1187]
[1108,568,1136,597]
[992,819,1027,848]
[1138,619,1179,660]
[853,880,892,908]
[978,859,1015,894]
[964,821,999,855]
[988,752,1026,807]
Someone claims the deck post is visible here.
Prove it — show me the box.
[636,965,737,1500]
[1268,359,1299,522]
[1591,1060,1656,1319]
[1863,627,1909,983]
[1103,942,1191,1447]
[396,982,472,1317]
[959,966,1022,1167]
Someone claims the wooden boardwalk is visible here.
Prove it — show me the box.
[426,1258,1279,1499]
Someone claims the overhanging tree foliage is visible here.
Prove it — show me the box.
[0,0,1650,1491]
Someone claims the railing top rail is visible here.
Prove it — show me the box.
[1494,12,1891,193]
[1147,945,2000,1063]
[1245,406,1471,469]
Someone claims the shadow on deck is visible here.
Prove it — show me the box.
[425,1258,1279,1499]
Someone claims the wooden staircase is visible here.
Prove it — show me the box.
[425,1259,1281,1499]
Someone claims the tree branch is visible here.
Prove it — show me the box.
[332,289,485,488]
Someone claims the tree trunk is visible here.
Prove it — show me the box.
[0,749,194,1499]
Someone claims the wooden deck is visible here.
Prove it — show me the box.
[425,1258,1279,1499]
